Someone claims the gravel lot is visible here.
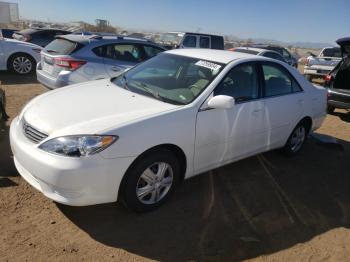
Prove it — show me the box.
[0,71,349,261]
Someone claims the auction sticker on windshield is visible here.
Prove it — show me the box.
[195,60,221,73]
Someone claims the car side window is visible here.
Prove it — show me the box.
[183,35,196,47]
[199,36,210,48]
[99,44,143,62]
[214,64,259,102]
[143,45,163,59]
[262,63,302,97]
[263,52,282,61]
[282,49,291,59]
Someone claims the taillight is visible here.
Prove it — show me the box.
[54,58,86,70]
[324,74,332,83]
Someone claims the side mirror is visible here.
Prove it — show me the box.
[208,95,235,109]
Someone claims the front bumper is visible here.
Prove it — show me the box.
[10,117,135,206]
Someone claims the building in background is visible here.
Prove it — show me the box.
[0,1,19,24]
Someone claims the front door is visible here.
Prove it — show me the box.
[194,63,267,174]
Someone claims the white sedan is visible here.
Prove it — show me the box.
[10,49,327,212]
[0,37,41,74]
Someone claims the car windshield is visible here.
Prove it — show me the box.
[113,53,224,105]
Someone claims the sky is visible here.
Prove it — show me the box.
[7,0,350,44]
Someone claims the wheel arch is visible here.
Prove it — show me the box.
[6,51,36,70]
[117,143,187,200]
[299,116,313,134]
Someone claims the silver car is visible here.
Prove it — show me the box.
[36,34,166,89]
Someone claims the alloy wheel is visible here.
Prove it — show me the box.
[13,56,32,74]
[290,125,305,152]
[136,162,174,205]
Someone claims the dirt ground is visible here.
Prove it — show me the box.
[0,71,349,262]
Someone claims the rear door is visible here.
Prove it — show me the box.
[99,43,145,77]
[261,62,304,148]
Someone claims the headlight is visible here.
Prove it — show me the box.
[39,135,118,157]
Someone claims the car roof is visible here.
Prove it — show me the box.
[58,34,162,46]
[165,48,257,64]
[17,28,70,35]
[235,47,269,53]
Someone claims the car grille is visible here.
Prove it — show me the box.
[22,119,48,144]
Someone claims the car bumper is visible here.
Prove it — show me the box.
[36,62,72,89]
[10,117,135,206]
[328,100,350,109]
[304,66,333,76]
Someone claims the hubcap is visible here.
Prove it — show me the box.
[136,162,173,205]
[13,57,32,74]
[290,126,305,152]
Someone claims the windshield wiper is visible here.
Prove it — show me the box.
[121,75,130,91]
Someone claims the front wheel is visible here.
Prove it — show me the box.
[120,149,180,212]
[283,123,308,156]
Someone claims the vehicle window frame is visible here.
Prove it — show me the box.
[259,61,303,99]
[142,44,165,59]
[212,61,263,104]
[182,35,197,48]
[199,36,210,48]
[92,43,147,62]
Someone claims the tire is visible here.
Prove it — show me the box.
[8,53,36,75]
[327,105,335,114]
[120,149,180,212]
[283,122,308,156]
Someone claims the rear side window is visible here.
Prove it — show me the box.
[211,36,224,50]
[94,44,143,62]
[199,36,210,48]
[44,39,83,55]
[263,52,284,62]
[143,45,164,59]
[183,35,196,47]
[321,48,342,58]
[262,63,302,97]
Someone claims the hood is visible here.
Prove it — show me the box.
[3,37,42,49]
[22,79,179,136]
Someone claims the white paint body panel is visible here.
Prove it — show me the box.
[0,38,41,70]
[10,49,327,206]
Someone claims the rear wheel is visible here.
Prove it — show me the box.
[120,149,180,212]
[8,53,35,75]
[283,122,308,156]
[327,105,335,114]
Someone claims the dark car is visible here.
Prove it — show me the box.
[250,44,298,67]
[12,28,71,47]
[0,28,18,38]
[324,37,350,114]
